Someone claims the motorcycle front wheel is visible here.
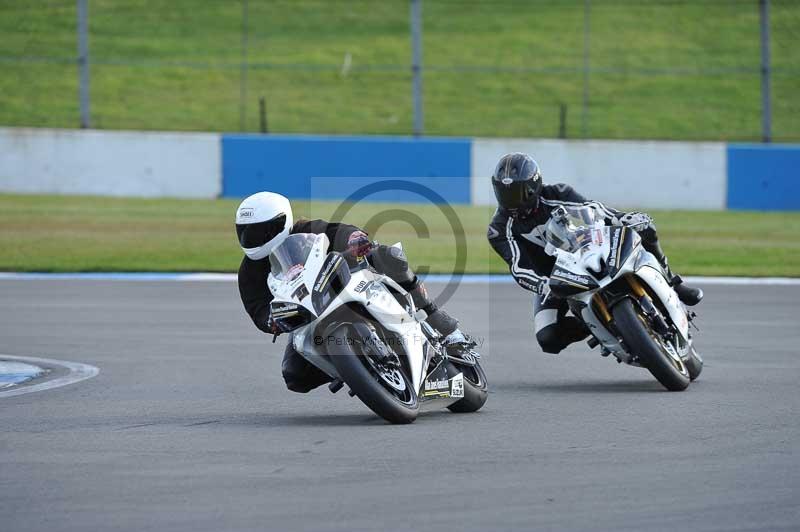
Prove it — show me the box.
[612,298,690,391]
[327,322,419,424]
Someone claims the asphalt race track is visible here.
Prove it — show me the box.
[1,278,798,532]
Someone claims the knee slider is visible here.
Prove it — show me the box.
[536,326,566,354]
[561,316,590,343]
[284,378,316,394]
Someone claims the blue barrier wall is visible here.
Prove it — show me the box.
[222,134,471,203]
[728,144,800,210]
[215,132,799,210]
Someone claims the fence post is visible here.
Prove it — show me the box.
[77,0,90,128]
[239,0,249,132]
[759,0,772,143]
[581,0,590,138]
[410,0,424,137]
[259,96,268,134]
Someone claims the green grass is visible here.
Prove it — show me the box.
[1,194,798,276]
[1,0,799,140]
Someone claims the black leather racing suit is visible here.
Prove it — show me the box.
[238,219,360,336]
[239,219,458,393]
[487,183,669,354]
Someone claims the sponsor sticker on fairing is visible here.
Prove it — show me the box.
[450,373,464,398]
[314,257,339,292]
[608,228,621,267]
[553,269,588,284]
[424,377,449,391]
[271,303,298,315]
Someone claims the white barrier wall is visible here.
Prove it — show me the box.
[0,128,220,198]
[472,138,727,210]
[1,128,729,208]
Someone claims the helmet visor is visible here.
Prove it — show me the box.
[236,213,287,249]
[494,181,535,210]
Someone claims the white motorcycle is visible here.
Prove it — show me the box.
[267,233,488,423]
[543,205,703,391]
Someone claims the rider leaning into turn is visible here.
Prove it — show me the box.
[487,152,703,355]
[235,191,476,393]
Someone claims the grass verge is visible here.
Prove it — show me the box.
[1,194,798,277]
[2,1,799,140]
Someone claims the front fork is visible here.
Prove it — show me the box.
[593,275,671,334]
[588,275,677,362]
[626,276,672,336]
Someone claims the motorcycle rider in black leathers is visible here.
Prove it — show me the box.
[487,152,703,355]
[236,191,477,393]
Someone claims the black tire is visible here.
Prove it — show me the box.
[612,298,690,391]
[685,346,703,381]
[327,323,419,424]
[446,360,488,413]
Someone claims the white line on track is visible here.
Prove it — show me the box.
[0,355,99,399]
[0,272,799,286]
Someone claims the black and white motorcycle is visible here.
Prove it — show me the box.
[543,205,703,391]
[267,233,488,423]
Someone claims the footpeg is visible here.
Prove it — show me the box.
[587,337,600,349]
[328,379,344,394]
[447,351,478,366]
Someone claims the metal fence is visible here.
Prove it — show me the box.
[2,0,798,141]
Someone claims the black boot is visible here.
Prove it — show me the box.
[441,328,481,363]
[404,278,478,361]
[562,316,591,343]
[672,275,704,306]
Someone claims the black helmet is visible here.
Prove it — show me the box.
[492,152,543,214]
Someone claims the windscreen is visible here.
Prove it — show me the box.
[269,233,324,280]
[545,205,598,253]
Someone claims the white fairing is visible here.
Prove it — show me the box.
[546,214,694,364]
[634,263,690,340]
[336,273,427,392]
[267,234,430,394]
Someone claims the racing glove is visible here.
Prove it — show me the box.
[346,230,373,260]
[619,211,654,231]
[266,314,283,336]
[537,278,551,298]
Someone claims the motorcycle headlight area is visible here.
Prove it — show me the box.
[269,302,317,332]
[312,253,352,314]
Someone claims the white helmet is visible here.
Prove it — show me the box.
[235,192,294,260]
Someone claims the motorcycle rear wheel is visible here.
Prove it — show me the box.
[327,323,419,424]
[685,346,703,381]
[446,360,488,413]
[612,298,690,391]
